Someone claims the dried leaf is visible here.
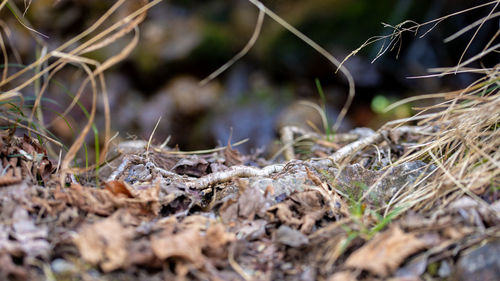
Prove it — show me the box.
[224,138,244,166]
[204,223,235,257]
[0,253,27,281]
[267,190,329,234]
[345,226,426,277]
[151,228,205,266]
[73,211,136,272]
[11,207,50,259]
[105,180,134,198]
[327,271,358,281]
[274,225,309,247]
[0,166,22,186]
[172,157,209,177]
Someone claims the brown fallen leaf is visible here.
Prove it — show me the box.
[172,156,209,177]
[127,183,161,217]
[55,183,124,216]
[267,190,330,234]
[57,182,160,217]
[0,253,27,281]
[219,180,272,222]
[151,227,205,267]
[267,202,302,227]
[327,271,359,281]
[105,180,134,198]
[151,216,234,272]
[73,211,136,272]
[0,166,22,186]
[204,223,235,257]
[345,226,426,277]
[224,136,244,166]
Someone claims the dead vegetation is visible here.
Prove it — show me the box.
[0,1,499,281]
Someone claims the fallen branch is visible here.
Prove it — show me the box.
[185,126,434,189]
[184,164,285,189]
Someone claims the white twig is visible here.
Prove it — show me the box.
[106,156,131,181]
[185,164,284,189]
[184,126,434,190]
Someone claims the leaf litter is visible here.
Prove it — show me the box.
[1,95,499,281]
[0,1,499,279]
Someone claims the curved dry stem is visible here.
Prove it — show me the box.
[27,25,140,171]
[4,1,48,39]
[247,0,355,131]
[199,4,265,86]
[0,21,22,63]
[298,100,330,134]
[155,138,249,155]
[80,1,148,55]
[28,58,66,128]
[455,1,499,73]
[1,0,155,98]
[0,91,23,107]
[339,0,499,70]
[0,31,7,81]
[445,11,500,43]
[0,115,62,147]
[0,0,126,89]
[58,60,98,188]
[146,116,162,158]
[0,0,8,11]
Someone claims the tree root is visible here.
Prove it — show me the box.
[105,126,433,190]
[185,126,433,189]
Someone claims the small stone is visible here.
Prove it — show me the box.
[51,259,76,274]
[438,260,451,278]
[455,240,500,281]
[281,262,293,270]
[274,225,309,247]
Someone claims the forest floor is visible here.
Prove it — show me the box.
[0,1,499,281]
[1,91,499,281]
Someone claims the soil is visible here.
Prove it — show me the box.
[1,124,498,281]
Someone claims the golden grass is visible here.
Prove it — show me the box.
[0,0,162,187]
[363,2,500,215]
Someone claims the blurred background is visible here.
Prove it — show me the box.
[1,0,498,155]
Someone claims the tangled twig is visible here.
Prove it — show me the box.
[185,126,433,189]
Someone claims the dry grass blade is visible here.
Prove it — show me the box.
[24,6,145,125]
[0,0,8,11]
[247,0,355,131]
[146,116,162,157]
[54,55,98,187]
[0,0,125,89]
[0,0,159,92]
[200,5,265,86]
[384,75,496,113]
[440,43,500,75]
[23,12,144,168]
[0,1,159,188]
[155,138,249,155]
[81,0,148,54]
[387,70,499,213]
[0,115,62,147]
[22,0,32,17]
[445,11,500,43]
[339,1,499,67]
[0,91,23,104]
[0,30,8,81]
[4,1,48,39]
[0,21,22,63]
[455,1,499,73]
[298,101,330,134]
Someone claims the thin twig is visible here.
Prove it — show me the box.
[185,126,433,190]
